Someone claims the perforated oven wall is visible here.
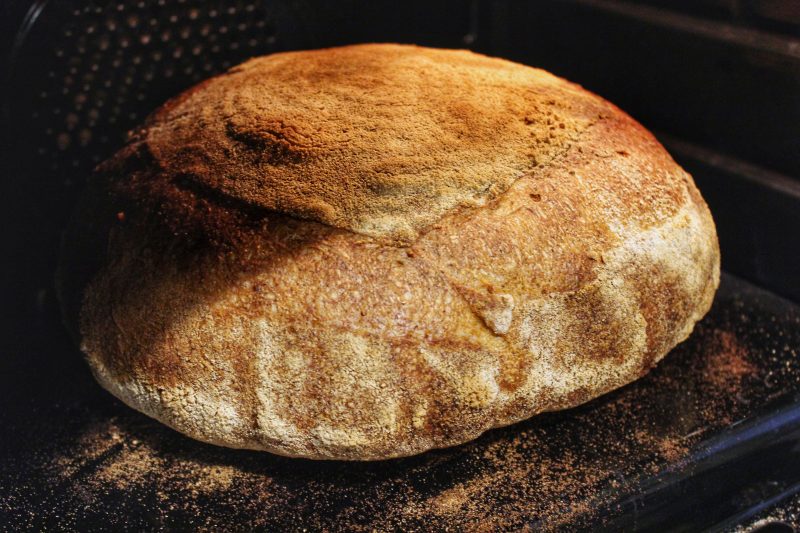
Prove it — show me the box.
[10,0,282,184]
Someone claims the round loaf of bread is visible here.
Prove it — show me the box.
[58,44,720,460]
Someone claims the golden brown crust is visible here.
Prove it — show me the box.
[61,44,720,460]
[108,43,607,244]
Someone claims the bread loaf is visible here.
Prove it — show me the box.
[58,44,720,460]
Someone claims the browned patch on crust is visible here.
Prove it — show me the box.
[630,263,695,372]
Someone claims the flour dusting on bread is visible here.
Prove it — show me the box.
[62,44,720,460]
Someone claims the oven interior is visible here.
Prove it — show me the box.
[2,1,799,530]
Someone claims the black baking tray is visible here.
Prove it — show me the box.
[2,273,800,531]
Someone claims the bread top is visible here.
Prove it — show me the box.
[109,43,610,244]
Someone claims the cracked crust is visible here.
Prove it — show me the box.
[58,44,720,460]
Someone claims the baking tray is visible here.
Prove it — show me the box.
[2,272,800,531]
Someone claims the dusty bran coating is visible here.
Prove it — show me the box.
[59,43,720,460]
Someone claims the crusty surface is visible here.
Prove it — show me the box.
[61,44,720,460]
[123,43,601,244]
